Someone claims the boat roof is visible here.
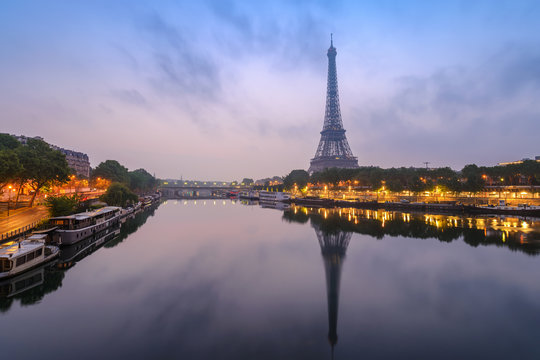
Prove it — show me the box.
[50,206,121,221]
[0,239,44,258]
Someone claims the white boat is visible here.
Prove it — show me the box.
[49,206,122,246]
[0,234,59,279]
[259,191,291,202]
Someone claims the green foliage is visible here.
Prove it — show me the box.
[0,134,21,150]
[0,149,21,190]
[128,168,157,193]
[100,183,138,207]
[45,194,82,217]
[241,178,254,185]
[18,138,70,206]
[283,170,309,190]
[92,160,130,184]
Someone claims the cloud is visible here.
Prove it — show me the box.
[111,89,148,107]
[141,13,222,101]
[348,43,540,168]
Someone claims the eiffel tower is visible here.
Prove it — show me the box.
[309,35,359,174]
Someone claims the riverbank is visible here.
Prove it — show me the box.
[291,197,540,218]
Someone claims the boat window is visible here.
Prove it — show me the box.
[36,248,43,257]
[1,258,13,272]
[27,252,35,261]
[16,256,26,267]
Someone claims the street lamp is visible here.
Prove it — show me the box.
[7,185,12,217]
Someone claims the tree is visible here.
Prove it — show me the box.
[92,160,129,184]
[241,178,254,185]
[16,138,70,206]
[0,134,22,191]
[283,170,309,190]
[0,133,21,151]
[129,168,157,193]
[100,183,138,207]
[386,178,405,193]
[0,150,21,190]
[45,194,82,217]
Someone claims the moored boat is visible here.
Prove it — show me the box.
[259,191,291,202]
[0,235,59,279]
[464,204,540,217]
[49,206,122,246]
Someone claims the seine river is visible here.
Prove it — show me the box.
[2,200,540,359]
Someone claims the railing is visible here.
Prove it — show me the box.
[0,221,41,243]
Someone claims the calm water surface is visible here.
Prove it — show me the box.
[1,200,540,360]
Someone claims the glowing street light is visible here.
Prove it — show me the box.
[7,185,12,216]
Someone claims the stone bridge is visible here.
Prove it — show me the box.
[158,185,250,199]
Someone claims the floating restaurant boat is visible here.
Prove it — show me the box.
[49,206,122,246]
[0,234,59,279]
[259,191,291,202]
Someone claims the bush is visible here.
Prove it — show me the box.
[100,183,138,207]
[45,194,82,217]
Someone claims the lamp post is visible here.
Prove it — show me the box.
[7,185,12,217]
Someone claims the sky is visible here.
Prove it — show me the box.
[1,0,540,180]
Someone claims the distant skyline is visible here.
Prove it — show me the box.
[1,0,539,180]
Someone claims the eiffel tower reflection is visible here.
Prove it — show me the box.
[313,222,352,358]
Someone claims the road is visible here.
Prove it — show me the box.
[0,206,49,239]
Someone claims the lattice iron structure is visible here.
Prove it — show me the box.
[309,35,359,174]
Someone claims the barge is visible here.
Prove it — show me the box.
[49,206,122,246]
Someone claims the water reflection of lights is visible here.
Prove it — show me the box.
[288,205,540,248]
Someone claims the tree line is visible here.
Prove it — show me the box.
[91,159,158,194]
[283,161,540,194]
[91,160,158,208]
[1,134,70,206]
[1,133,159,211]
[43,159,158,216]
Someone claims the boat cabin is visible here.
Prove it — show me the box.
[0,235,48,275]
[49,206,121,230]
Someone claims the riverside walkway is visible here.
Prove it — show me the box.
[0,206,49,242]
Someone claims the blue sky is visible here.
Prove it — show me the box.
[1,0,539,180]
